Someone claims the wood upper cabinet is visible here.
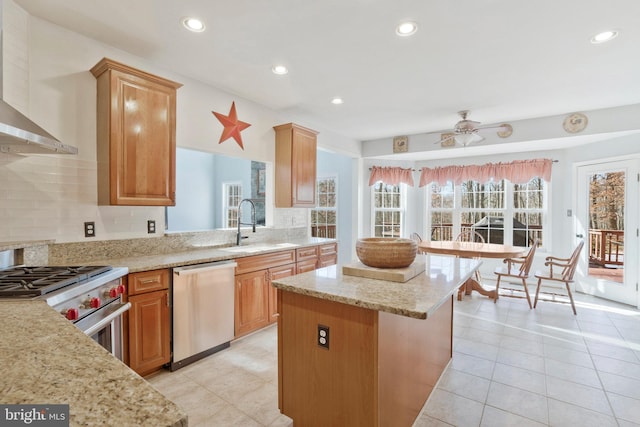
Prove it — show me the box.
[90,58,182,206]
[274,123,318,207]
[125,269,170,376]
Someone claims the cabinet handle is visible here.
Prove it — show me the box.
[140,278,159,284]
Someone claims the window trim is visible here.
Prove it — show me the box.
[370,181,408,238]
[222,181,243,229]
[311,175,338,238]
[426,177,549,248]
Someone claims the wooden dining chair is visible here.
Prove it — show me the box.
[455,230,485,243]
[494,239,539,308]
[410,232,424,253]
[533,240,584,315]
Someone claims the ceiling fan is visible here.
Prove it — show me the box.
[433,110,512,147]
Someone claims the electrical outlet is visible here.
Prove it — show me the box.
[84,222,95,238]
[317,324,329,350]
[147,220,156,234]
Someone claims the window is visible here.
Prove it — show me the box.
[311,177,337,238]
[513,178,545,245]
[427,177,546,247]
[223,183,242,228]
[372,182,406,237]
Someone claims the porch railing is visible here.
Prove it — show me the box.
[588,229,624,266]
[430,224,542,246]
[312,225,336,238]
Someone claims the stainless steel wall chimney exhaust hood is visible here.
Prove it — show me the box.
[0,99,78,154]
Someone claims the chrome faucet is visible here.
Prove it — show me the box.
[236,199,256,245]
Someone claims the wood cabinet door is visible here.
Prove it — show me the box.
[92,58,182,206]
[235,270,270,337]
[128,290,170,375]
[268,263,296,323]
[291,126,317,207]
[111,70,176,206]
[274,123,318,208]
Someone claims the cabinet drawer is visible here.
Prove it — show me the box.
[270,263,296,281]
[318,255,337,268]
[128,269,170,295]
[235,250,296,275]
[318,243,337,257]
[297,259,318,274]
[296,246,318,262]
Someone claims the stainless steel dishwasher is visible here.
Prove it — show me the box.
[170,260,236,370]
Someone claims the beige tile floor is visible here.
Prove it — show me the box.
[147,287,640,426]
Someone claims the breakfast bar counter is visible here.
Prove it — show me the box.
[271,254,480,427]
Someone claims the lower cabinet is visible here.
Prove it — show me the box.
[126,269,170,376]
[318,243,338,267]
[235,270,270,337]
[233,243,338,338]
[269,263,296,322]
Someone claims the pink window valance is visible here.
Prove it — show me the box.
[369,166,414,186]
[418,158,553,187]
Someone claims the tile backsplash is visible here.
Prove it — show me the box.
[1,153,309,245]
[0,153,162,242]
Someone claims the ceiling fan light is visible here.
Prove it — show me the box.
[455,133,482,147]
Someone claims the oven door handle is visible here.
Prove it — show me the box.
[82,302,131,336]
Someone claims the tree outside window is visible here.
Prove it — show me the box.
[311,177,337,238]
[428,177,546,247]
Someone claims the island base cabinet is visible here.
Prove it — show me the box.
[277,291,453,427]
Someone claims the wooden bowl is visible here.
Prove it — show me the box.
[356,237,418,268]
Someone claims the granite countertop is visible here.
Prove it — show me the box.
[0,240,53,252]
[0,301,187,427]
[71,238,336,273]
[271,254,480,319]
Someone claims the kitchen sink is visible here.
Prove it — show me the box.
[220,243,299,253]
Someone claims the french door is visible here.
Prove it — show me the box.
[575,159,638,307]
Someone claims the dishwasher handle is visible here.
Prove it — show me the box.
[173,261,237,276]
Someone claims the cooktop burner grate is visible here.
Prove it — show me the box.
[0,266,112,297]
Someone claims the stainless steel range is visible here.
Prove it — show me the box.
[0,265,130,360]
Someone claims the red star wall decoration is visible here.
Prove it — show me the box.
[212,101,251,149]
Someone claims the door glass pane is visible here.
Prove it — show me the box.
[588,171,624,283]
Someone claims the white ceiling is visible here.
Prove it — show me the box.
[14,0,640,157]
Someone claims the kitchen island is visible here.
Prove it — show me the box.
[0,301,187,427]
[271,254,480,427]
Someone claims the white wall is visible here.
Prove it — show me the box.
[0,5,360,243]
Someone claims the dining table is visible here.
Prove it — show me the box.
[418,240,527,300]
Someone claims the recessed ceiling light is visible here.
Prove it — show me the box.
[591,30,619,44]
[272,65,289,75]
[182,17,205,33]
[396,21,418,37]
[331,97,344,105]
